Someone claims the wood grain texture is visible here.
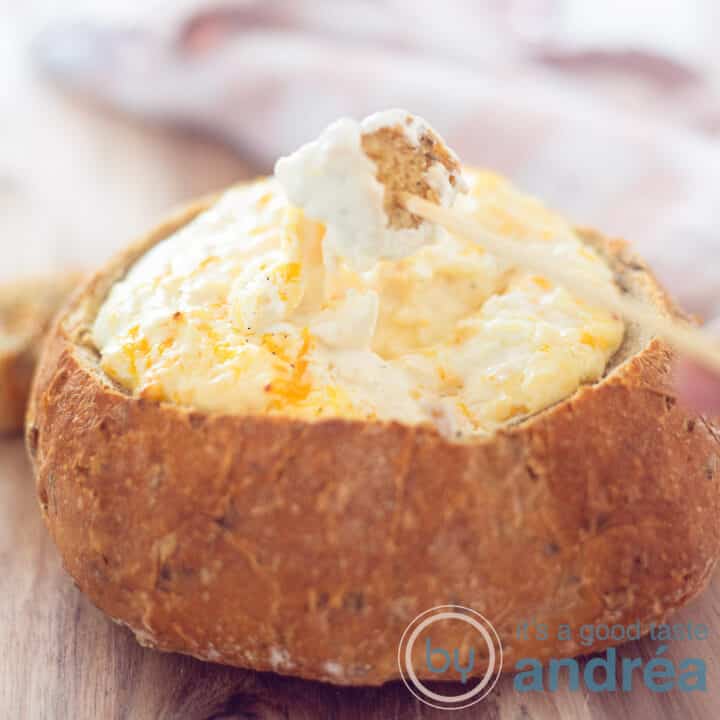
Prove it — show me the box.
[1,3,719,718]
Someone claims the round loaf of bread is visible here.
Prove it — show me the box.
[26,188,720,686]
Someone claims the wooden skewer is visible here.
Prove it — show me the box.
[404,194,720,375]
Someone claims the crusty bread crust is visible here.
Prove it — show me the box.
[0,273,82,434]
[26,193,720,686]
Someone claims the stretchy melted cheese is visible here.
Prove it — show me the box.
[93,170,624,439]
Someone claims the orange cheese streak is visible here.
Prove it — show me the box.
[264,327,313,410]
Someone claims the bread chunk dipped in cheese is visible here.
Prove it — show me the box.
[275,109,467,271]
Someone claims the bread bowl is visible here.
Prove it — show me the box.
[26,113,720,686]
[0,273,81,434]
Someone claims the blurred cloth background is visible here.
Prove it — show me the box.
[6,0,720,316]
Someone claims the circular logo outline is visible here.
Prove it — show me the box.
[397,604,503,710]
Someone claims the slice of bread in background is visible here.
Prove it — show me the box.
[0,273,82,434]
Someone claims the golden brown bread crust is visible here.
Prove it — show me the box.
[0,273,82,434]
[26,193,720,686]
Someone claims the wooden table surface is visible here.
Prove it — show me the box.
[2,5,720,719]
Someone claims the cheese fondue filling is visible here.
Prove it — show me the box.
[94,115,624,440]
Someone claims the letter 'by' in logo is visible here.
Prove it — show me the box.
[398,605,503,710]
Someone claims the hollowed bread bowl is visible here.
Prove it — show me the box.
[26,186,720,685]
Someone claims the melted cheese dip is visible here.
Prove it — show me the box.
[93,170,624,439]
